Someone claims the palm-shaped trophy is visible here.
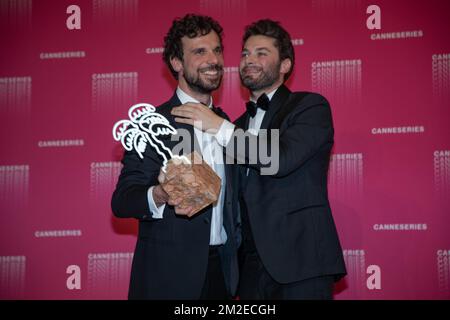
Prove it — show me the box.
[113,103,221,216]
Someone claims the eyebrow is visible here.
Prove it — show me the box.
[190,47,206,52]
[190,45,223,53]
[242,47,271,52]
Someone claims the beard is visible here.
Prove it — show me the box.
[183,64,223,94]
[239,61,281,92]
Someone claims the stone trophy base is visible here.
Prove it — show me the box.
[160,151,221,217]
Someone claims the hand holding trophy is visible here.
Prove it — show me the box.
[113,103,221,217]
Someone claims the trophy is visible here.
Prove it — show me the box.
[112,103,221,216]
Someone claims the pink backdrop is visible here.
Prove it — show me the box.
[1,0,449,300]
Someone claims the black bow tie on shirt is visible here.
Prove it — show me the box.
[246,93,270,118]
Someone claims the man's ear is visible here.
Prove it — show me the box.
[280,58,292,76]
[170,57,183,73]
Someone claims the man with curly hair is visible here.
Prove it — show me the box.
[112,14,240,300]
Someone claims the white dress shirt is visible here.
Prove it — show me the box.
[147,87,227,245]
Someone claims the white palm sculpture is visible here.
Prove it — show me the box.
[112,103,189,168]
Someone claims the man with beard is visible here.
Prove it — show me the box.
[172,19,347,299]
[111,14,240,300]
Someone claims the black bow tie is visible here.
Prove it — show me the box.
[246,93,270,118]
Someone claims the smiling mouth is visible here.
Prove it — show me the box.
[243,71,261,79]
[242,67,262,75]
[202,70,219,76]
[199,65,223,77]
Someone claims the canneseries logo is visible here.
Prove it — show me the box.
[40,51,86,60]
[437,250,450,291]
[86,252,133,292]
[92,72,138,113]
[432,54,450,101]
[371,126,425,135]
[37,139,84,148]
[373,223,427,231]
[312,59,362,106]
[90,162,122,201]
[329,153,364,200]
[34,229,82,238]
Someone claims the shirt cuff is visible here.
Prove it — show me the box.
[147,186,165,219]
[215,119,235,147]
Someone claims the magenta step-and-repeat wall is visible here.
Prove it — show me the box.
[1,0,449,300]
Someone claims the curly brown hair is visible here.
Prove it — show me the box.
[163,14,224,79]
[242,19,295,81]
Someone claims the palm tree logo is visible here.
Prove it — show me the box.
[112,103,189,168]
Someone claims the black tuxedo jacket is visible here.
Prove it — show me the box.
[229,85,346,283]
[111,93,240,299]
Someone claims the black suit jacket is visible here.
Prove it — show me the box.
[229,85,346,284]
[111,93,240,299]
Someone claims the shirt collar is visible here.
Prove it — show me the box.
[176,87,213,108]
[250,86,279,103]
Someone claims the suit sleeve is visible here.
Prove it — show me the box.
[111,146,163,220]
[225,94,334,178]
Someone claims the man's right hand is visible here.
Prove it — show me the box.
[153,185,196,216]
[153,184,193,216]
[154,168,196,216]
[152,184,169,208]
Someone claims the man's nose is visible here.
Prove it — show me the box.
[206,50,219,65]
[243,53,256,65]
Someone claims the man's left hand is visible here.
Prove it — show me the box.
[171,102,224,134]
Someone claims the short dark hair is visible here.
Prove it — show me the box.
[242,19,295,81]
[163,14,224,79]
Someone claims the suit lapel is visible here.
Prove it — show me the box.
[244,114,250,130]
[165,93,202,157]
[235,109,250,130]
[259,85,291,130]
[213,106,235,224]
